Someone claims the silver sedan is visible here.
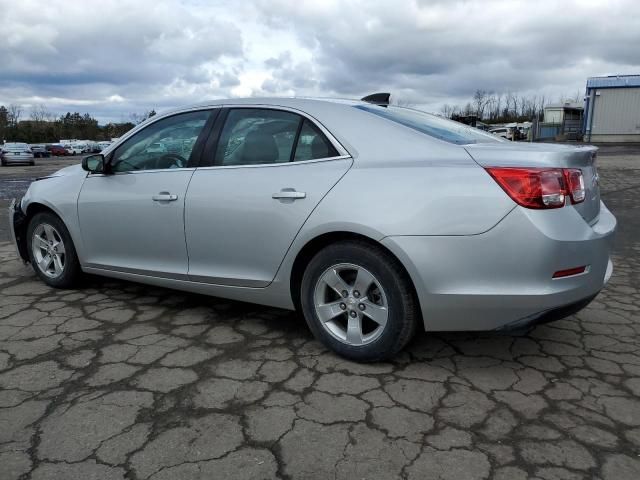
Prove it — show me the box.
[9,96,616,361]
[1,143,35,166]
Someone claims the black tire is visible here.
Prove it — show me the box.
[26,212,82,288]
[300,240,419,362]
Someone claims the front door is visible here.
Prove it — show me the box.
[185,107,351,286]
[78,109,213,277]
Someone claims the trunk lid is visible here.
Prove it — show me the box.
[465,142,600,223]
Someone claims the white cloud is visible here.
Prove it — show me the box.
[0,0,638,122]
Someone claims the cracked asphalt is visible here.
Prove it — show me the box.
[1,147,639,480]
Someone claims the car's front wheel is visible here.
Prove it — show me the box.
[27,212,81,288]
[300,241,419,362]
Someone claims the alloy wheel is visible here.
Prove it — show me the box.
[313,263,389,346]
[32,223,66,278]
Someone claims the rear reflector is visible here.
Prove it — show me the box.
[552,266,587,278]
[486,167,585,209]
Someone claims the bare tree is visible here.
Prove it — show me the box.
[7,104,22,127]
[129,112,146,125]
[473,89,488,118]
[30,104,51,123]
[440,103,454,118]
[485,92,498,121]
[129,110,158,125]
[570,90,582,103]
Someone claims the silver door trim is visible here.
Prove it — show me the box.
[88,167,197,177]
[195,155,352,171]
[84,263,268,287]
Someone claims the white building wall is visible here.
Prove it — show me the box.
[592,87,640,135]
[543,108,563,124]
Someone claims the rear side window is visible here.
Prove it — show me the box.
[215,109,299,166]
[214,108,339,166]
[354,104,501,145]
[294,119,338,161]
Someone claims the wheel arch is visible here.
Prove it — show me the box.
[289,231,422,322]
[17,202,68,263]
[25,201,60,220]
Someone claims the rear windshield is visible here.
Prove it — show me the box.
[354,104,501,145]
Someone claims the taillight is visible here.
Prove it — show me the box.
[564,168,585,204]
[486,167,584,209]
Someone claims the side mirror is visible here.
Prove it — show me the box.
[82,154,105,173]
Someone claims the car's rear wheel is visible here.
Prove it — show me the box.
[300,240,418,362]
[27,212,81,288]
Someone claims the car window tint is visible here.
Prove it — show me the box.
[354,104,501,145]
[215,109,302,166]
[293,119,338,161]
[111,110,210,172]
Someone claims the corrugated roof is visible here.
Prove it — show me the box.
[545,102,583,109]
[586,75,640,88]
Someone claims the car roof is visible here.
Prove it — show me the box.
[127,96,469,164]
[185,96,361,108]
[157,97,364,119]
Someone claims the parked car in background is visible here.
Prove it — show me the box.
[47,145,69,156]
[9,96,616,361]
[1,142,35,166]
[81,141,100,153]
[30,144,51,158]
[75,143,91,153]
[98,141,112,152]
[145,142,167,154]
[489,127,513,140]
[66,144,84,155]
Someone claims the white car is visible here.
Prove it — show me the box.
[66,145,85,155]
[489,127,512,140]
[98,141,113,152]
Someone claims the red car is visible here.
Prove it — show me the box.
[47,145,69,156]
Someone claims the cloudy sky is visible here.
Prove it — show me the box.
[1,0,639,123]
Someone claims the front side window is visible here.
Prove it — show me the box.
[355,104,502,145]
[215,109,339,166]
[111,110,210,172]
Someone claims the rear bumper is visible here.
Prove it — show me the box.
[2,154,34,164]
[382,201,616,331]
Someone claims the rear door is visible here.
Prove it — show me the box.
[184,107,351,286]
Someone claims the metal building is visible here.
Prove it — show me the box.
[584,75,640,142]
[541,102,584,140]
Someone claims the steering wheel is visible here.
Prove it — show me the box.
[155,153,186,169]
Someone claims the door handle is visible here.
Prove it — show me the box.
[152,192,178,202]
[272,189,306,200]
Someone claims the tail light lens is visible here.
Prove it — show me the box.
[486,167,584,209]
[564,168,585,203]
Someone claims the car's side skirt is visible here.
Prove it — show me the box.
[82,266,296,311]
